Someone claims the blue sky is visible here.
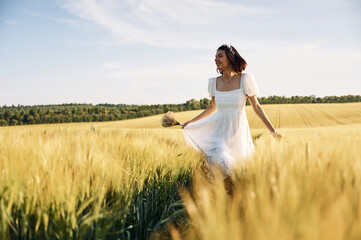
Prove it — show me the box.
[0,0,360,106]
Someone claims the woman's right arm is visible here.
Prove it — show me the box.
[182,96,217,129]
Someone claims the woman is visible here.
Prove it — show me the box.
[182,44,282,193]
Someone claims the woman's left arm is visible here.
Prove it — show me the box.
[247,96,282,140]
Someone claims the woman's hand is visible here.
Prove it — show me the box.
[182,97,217,130]
[182,121,192,129]
[271,130,282,141]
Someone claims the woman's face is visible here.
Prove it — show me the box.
[214,50,230,71]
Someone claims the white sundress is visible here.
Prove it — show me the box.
[182,73,259,176]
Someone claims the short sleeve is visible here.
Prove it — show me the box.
[243,73,259,97]
[208,78,215,97]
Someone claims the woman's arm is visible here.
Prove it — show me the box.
[247,95,282,139]
[182,96,217,129]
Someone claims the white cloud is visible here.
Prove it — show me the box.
[244,41,361,97]
[107,63,212,85]
[4,19,17,25]
[59,0,273,49]
[23,9,88,28]
[131,0,270,26]
[103,62,121,69]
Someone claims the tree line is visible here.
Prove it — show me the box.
[0,95,360,126]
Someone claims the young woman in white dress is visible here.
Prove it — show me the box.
[182,44,282,193]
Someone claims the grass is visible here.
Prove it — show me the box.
[0,127,201,239]
[0,102,360,239]
[90,102,361,129]
[176,124,361,240]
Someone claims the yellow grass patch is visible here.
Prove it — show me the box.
[0,102,360,239]
[57,102,360,129]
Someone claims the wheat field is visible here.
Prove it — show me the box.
[0,102,360,239]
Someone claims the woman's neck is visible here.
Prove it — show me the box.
[222,70,238,81]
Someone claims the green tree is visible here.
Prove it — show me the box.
[9,119,19,126]
[0,119,9,126]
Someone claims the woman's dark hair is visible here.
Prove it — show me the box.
[216,44,247,74]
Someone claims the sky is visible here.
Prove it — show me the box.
[0,0,360,106]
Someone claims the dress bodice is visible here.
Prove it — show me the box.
[215,89,247,113]
[208,73,259,113]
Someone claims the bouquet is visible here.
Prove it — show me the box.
[161,111,183,127]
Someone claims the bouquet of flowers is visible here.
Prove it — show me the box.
[161,111,183,127]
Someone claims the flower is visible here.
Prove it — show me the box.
[161,111,181,127]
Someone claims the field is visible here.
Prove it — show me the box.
[0,102,361,239]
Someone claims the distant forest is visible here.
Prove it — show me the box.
[0,95,360,126]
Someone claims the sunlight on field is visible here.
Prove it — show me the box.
[176,124,361,240]
[0,126,203,238]
[83,102,361,129]
[1,102,361,239]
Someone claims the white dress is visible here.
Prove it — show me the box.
[182,73,259,176]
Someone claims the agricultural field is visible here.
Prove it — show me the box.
[0,102,360,239]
